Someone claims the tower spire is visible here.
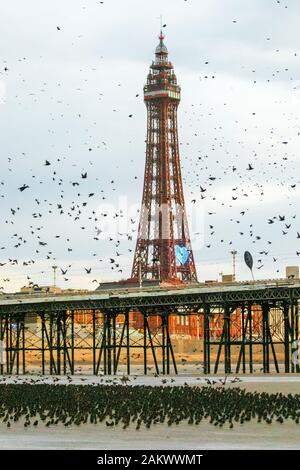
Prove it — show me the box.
[131,33,197,284]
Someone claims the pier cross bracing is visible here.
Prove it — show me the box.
[0,280,299,375]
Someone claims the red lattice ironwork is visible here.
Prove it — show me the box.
[131,32,197,283]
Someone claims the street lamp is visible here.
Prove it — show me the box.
[230,250,237,281]
[52,265,58,289]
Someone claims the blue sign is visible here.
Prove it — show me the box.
[175,245,189,265]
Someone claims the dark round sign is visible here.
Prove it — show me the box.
[244,251,253,271]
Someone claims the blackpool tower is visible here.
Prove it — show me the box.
[131,32,197,283]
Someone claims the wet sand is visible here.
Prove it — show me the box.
[0,373,300,394]
[0,418,299,450]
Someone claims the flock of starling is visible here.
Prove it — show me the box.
[0,383,299,430]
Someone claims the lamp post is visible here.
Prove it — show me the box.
[230,250,237,281]
[52,265,58,290]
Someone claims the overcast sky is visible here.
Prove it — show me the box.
[1,0,300,292]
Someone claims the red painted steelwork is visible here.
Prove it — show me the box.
[131,33,197,283]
